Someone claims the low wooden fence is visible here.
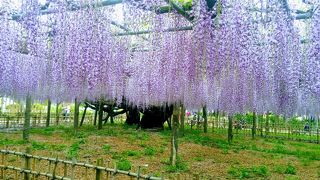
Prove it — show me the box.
[187,115,320,144]
[0,114,92,129]
[0,149,162,180]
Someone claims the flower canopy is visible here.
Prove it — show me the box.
[0,0,319,116]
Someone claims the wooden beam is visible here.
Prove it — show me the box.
[163,0,193,22]
[114,26,193,36]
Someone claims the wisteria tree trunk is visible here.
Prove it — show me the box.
[140,105,173,129]
[203,106,208,133]
[46,99,51,127]
[23,95,32,141]
[125,106,140,125]
[74,98,79,129]
[170,105,179,166]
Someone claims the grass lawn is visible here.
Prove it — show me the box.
[0,124,320,179]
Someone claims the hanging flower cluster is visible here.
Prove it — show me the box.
[0,0,319,116]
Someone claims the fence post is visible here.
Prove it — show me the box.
[52,157,58,179]
[0,151,5,179]
[137,164,148,180]
[71,158,76,180]
[24,147,31,180]
[63,163,68,177]
[32,158,36,179]
[137,166,141,180]
[96,158,103,180]
[194,174,200,180]
[112,163,118,180]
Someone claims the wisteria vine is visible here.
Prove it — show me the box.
[0,0,319,117]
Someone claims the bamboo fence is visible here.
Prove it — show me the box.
[0,149,162,180]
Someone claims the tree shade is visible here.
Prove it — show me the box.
[0,0,319,116]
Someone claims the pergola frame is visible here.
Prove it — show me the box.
[5,0,317,37]
[1,0,317,56]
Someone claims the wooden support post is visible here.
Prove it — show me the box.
[252,112,257,139]
[94,110,98,126]
[55,102,60,125]
[215,110,220,132]
[259,115,263,137]
[170,105,179,166]
[80,105,88,126]
[46,99,51,127]
[203,106,208,133]
[96,158,103,180]
[309,117,312,142]
[179,105,185,137]
[197,110,200,129]
[24,147,31,180]
[228,115,233,144]
[212,111,216,133]
[98,100,103,130]
[23,94,32,141]
[74,98,80,129]
[266,112,270,137]
[317,117,319,144]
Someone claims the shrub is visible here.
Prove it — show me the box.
[144,147,156,156]
[165,162,189,173]
[228,165,269,178]
[117,159,132,171]
[31,141,47,150]
[285,164,296,175]
[102,144,111,153]
[125,150,140,157]
[67,141,80,159]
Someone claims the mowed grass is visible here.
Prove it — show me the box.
[0,124,320,179]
